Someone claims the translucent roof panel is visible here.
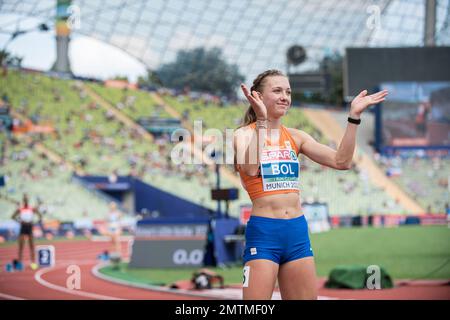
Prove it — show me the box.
[1,0,449,82]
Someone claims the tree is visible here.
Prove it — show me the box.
[0,49,24,76]
[137,69,162,89]
[155,47,244,97]
[0,50,10,67]
[111,75,129,81]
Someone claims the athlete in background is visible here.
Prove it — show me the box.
[11,194,42,270]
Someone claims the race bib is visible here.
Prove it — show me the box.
[20,209,34,223]
[260,143,299,192]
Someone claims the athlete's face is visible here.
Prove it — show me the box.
[260,76,291,118]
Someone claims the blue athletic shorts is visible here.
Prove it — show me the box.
[243,215,314,265]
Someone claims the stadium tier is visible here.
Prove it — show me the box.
[2,70,447,219]
[0,71,247,215]
[159,93,325,141]
[86,82,173,120]
[377,155,450,213]
[158,89,407,216]
[0,138,111,221]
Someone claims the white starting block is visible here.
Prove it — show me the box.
[36,245,55,268]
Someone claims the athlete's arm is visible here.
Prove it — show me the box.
[234,127,263,176]
[289,89,388,170]
[11,208,19,221]
[35,208,43,223]
[289,128,355,170]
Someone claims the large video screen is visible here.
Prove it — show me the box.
[379,82,450,148]
[344,47,450,101]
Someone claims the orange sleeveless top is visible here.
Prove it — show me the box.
[237,123,300,201]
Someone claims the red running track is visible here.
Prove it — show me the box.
[0,239,449,300]
[0,239,205,300]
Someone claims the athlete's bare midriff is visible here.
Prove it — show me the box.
[251,192,303,219]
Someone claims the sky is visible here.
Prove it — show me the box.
[0,16,147,82]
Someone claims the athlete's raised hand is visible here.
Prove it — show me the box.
[241,84,267,120]
[350,89,388,118]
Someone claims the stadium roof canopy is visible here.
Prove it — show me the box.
[1,0,449,81]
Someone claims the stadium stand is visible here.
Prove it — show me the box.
[157,90,407,216]
[0,70,248,215]
[0,137,110,221]
[376,154,450,213]
[2,69,440,218]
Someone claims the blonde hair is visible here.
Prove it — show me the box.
[239,69,286,128]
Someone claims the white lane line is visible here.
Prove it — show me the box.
[90,236,133,242]
[92,262,219,300]
[34,262,123,300]
[32,245,129,260]
[92,264,340,300]
[0,292,26,300]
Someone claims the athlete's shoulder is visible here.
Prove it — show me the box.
[286,127,301,135]
[285,127,311,153]
[234,123,255,137]
[286,127,313,140]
